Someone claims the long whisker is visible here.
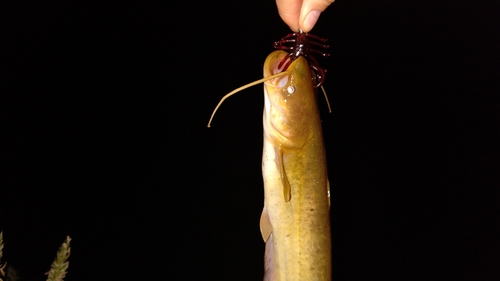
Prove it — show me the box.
[207,70,292,127]
[320,86,332,113]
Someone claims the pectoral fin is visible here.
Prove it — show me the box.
[275,146,291,202]
[260,206,272,242]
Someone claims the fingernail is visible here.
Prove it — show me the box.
[303,10,320,32]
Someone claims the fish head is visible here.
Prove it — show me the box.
[263,50,320,149]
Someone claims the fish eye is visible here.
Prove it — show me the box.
[287,86,295,94]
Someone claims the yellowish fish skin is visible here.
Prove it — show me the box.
[261,50,331,281]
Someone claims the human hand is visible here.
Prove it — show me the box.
[276,0,335,32]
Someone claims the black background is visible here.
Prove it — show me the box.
[1,0,499,280]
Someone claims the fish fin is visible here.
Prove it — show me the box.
[260,206,272,242]
[327,179,331,208]
[263,233,275,281]
[275,146,291,202]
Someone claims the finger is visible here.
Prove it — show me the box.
[299,0,335,32]
[276,0,303,32]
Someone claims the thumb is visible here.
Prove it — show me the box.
[299,0,335,32]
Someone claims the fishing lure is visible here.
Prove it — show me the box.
[273,30,329,88]
[208,31,331,281]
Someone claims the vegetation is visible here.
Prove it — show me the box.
[0,232,71,281]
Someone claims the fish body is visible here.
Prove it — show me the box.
[260,50,331,281]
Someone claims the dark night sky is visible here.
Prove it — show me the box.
[1,0,499,280]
